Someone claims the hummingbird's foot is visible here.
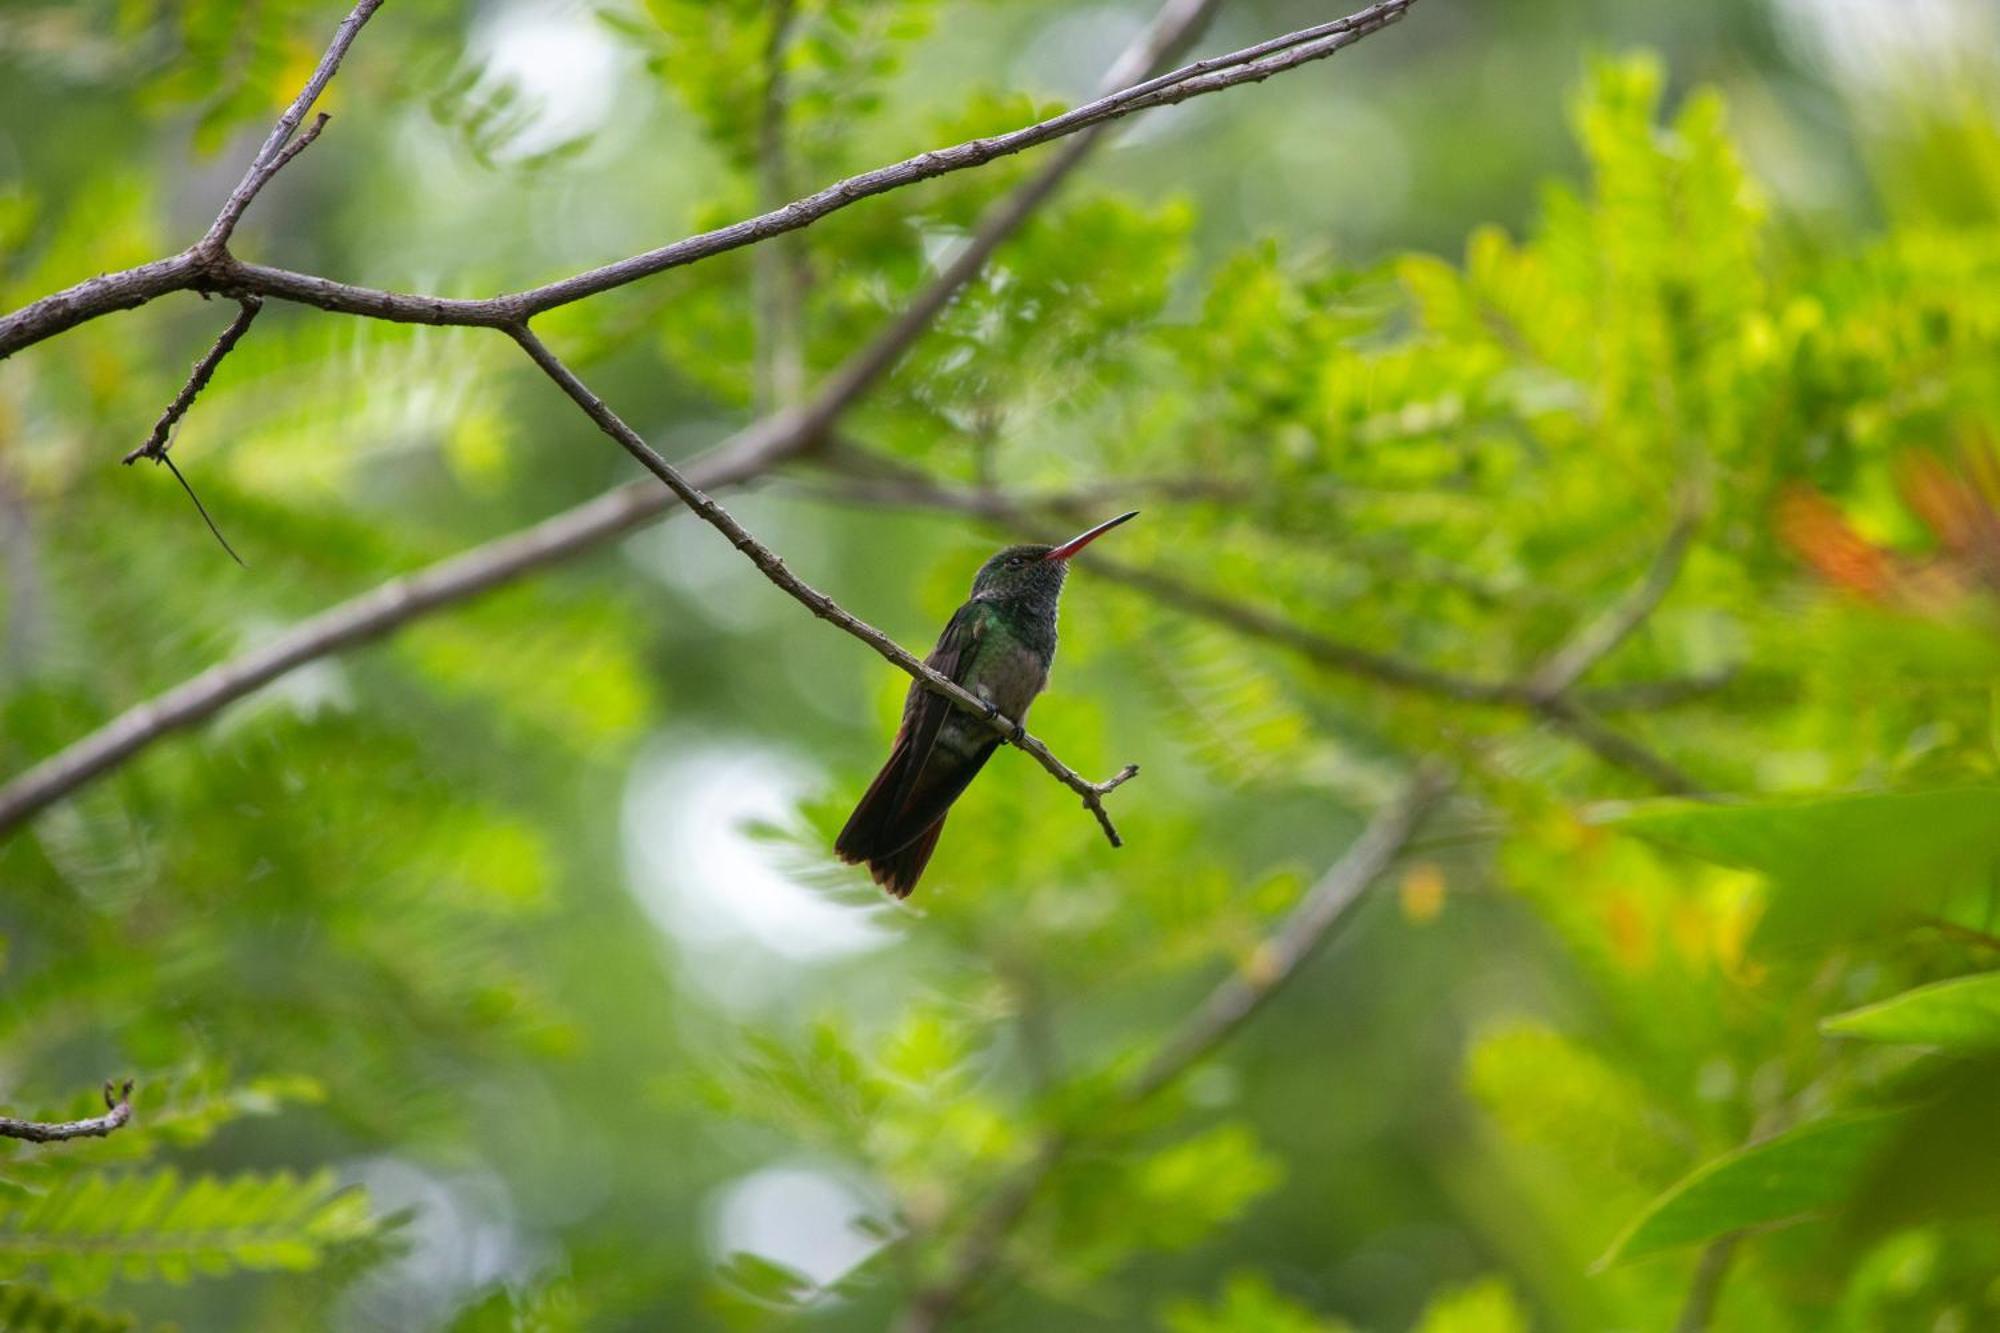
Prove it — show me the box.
[981,699,1026,744]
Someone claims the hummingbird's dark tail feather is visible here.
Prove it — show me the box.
[835,730,997,897]
[835,736,915,864]
[868,817,946,899]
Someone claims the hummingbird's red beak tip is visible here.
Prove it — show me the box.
[1045,510,1139,561]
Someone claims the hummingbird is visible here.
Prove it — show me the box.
[835,511,1140,898]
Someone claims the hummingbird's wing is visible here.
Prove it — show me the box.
[888,600,989,814]
[834,601,999,895]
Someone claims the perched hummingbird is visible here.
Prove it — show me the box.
[835,511,1140,898]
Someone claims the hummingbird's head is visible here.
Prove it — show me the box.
[969,511,1138,603]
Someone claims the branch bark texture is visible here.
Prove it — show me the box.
[0,1081,134,1144]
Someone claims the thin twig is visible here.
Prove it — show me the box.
[199,0,381,254]
[0,0,1417,356]
[156,455,246,567]
[124,297,262,464]
[1675,1235,1741,1333]
[1523,491,1703,701]
[258,111,333,192]
[0,1080,134,1144]
[1576,669,1735,712]
[1535,694,1702,796]
[1914,914,2000,952]
[506,322,1140,845]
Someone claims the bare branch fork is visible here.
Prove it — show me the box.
[0,0,1368,838]
[0,1080,135,1144]
[506,325,1140,845]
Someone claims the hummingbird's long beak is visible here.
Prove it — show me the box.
[1043,510,1139,561]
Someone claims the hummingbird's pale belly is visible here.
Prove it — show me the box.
[941,641,1049,757]
[974,641,1051,720]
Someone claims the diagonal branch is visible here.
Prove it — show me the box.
[1522,488,1704,702]
[0,1080,134,1144]
[123,297,263,464]
[1125,764,1453,1100]
[507,323,1141,845]
[1574,669,1734,712]
[897,766,1449,1332]
[0,0,1231,840]
[1675,1234,1742,1333]
[0,0,1416,357]
[199,0,383,254]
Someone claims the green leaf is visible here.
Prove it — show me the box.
[1608,789,2000,950]
[1825,972,2000,1050]
[1601,1112,1906,1265]
[0,1284,135,1332]
[0,1169,375,1294]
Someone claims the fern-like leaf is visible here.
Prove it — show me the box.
[0,1168,373,1295]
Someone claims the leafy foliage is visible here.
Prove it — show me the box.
[0,1284,135,1333]
[6,1,2000,1329]
[0,1168,373,1293]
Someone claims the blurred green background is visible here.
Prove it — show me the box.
[5,0,2000,1328]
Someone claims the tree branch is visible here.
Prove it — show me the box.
[0,1080,134,1144]
[1533,694,1702,796]
[0,0,375,360]
[1675,1234,1741,1333]
[1573,668,1734,712]
[198,0,382,254]
[123,297,263,464]
[0,474,680,837]
[1125,764,1453,1102]
[0,0,1416,358]
[1522,489,1703,702]
[507,322,1141,845]
[898,766,1450,1331]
